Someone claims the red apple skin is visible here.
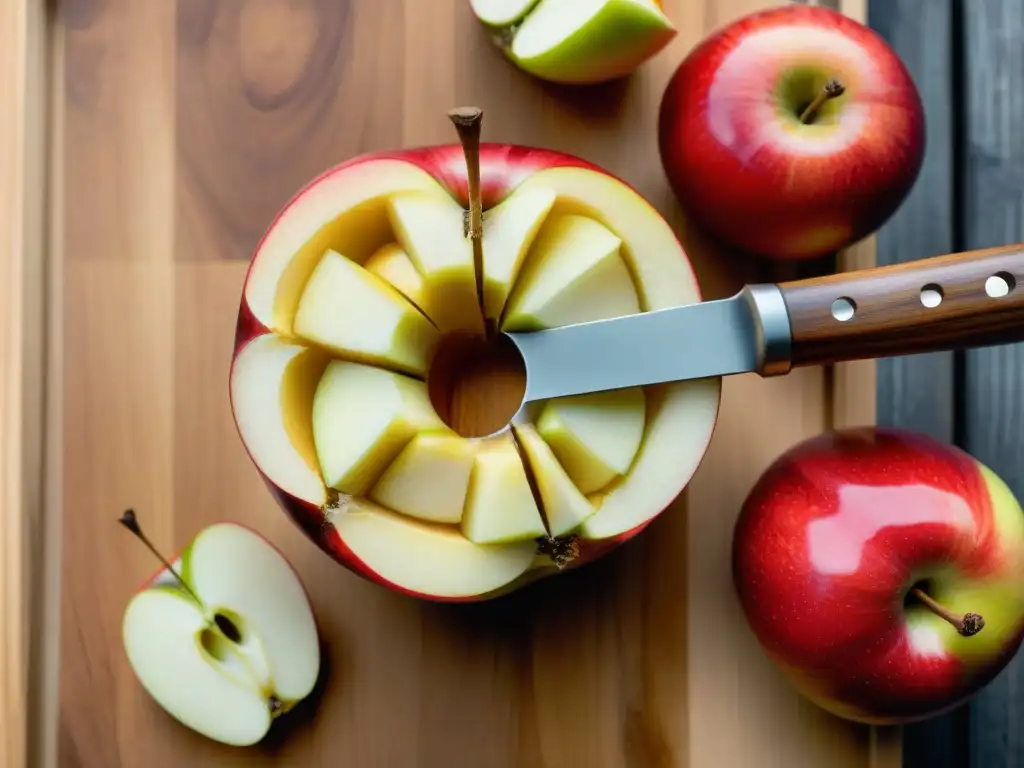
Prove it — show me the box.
[229,143,701,603]
[732,427,1024,724]
[658,5,925,261]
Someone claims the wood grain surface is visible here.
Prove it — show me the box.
[43,0,893,766]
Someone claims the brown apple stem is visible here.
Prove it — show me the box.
[118,509,204,608]
[910,587,985,637]
[447,106,487,328]
[799,79,845,124]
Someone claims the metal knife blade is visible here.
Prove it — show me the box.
[503,284,794,403]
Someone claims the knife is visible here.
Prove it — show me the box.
[503,244,1024,403]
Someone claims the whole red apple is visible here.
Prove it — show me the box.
[732,427,1024,724]
[229,107,721,603]
[658,5,925,261]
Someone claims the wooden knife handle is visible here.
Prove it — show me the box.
[777,245,1024,368]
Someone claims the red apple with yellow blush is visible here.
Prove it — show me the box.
[658,4,925,260]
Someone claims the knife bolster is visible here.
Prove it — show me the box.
[742,284,793,378]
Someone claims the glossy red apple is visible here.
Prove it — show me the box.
[658,4,925,261]
[732,427,1024,724]
[229,107,721,603]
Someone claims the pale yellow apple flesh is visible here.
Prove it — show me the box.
[231,157,721,598]
[364,242,427,311]
[536,387,646,494]
[293,249,440,377]
[514,423,595,537]
[122,524,320,747]
[311,360,450,495]
[369,433,477,524]
[470,0,539,26]
[462,434,548,544]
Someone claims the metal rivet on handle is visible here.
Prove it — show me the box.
[920,284,943,308]
[985,273,1016,298]
[831,297,856,322]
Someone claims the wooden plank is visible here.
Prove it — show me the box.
[961,2,1024,766]
[865,2,960,766]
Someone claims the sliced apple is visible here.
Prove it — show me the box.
[293,249,439,377]
[480,185,557,322]
[230,335,329,507]
[502,213,640,331]
[514,424,595,537]
[387,191,485,335]
[470,0,539,26]
[536,387,646,494]
[369,433,477,524]
[364,242,427,311]
[329,498,537,598]
[462,434,548,544]
[498,0,676,85]
[122,523,320,747]
[312,360,450,495]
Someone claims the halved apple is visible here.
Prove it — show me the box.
[462,434,548,544]
[501,213,639,331]
[473,0,677,85]
[364,243,427,311]
[312,360,450,495]
[293,249,439,377]
[122,523,320,747]
[369,433,477,524]
[536,387,646,494]
[514,423,595,537]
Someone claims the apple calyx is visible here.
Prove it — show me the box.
[119,509,205,609]
[799,79,845,124]
[910,586,986,638]
[447,107,487,321]
[536,534,581,569]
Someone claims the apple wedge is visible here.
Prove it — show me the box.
[293,249,440,377]
[328,498,537,599]
[480,185,557,322]
[364,242,428,311]
[369,433,477,524]
[462,434,548,544]
[312,360,450,495]
[514,424,595,537]
[122,523,320,747]
[502,213,640,331]
[387,191,485,335]
[537,387,646,494]
[480,0,677,85]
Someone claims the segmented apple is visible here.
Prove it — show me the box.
[229,108,720,602]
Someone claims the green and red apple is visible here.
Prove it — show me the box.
[658,4,925,261]
[119,511,321,746]
[732,427,1024,724]
[229,106,721,602]
[470,0,676,85]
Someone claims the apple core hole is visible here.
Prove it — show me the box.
[213,610,245,644]
[427,332,526,438]
[199,628,233,662]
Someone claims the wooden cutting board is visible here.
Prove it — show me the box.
[5,0,897,765]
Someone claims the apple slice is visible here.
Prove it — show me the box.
[329,498,537,599]
[462,434,548,544]
[364,242,427,311]
[293,249,440,377]
[502,213,640,331]
[536,387,646,494]
[499,0,676,85]
[122,523,320,747]
[514,424,595,537]
[470,0,539,26]
[386,191,485,335]
[480,185,557,322]
[369,433,477,524]
[312,360,450,495]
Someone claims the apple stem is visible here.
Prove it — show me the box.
[910,586,985,637]
[447,106,487,328]
[799,79,845,124]
[118,509,204,608]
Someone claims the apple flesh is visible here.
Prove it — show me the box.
[122,523,320,746]
[471,0,676,85]
[229,107,721,602]
[657,4,925,260]
[732,427,1024,724]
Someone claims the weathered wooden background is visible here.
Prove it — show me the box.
[872,0,1024,765]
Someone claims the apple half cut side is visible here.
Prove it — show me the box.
[229,107,721,602]
[122,522,320,747]
[473,0,676,85]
